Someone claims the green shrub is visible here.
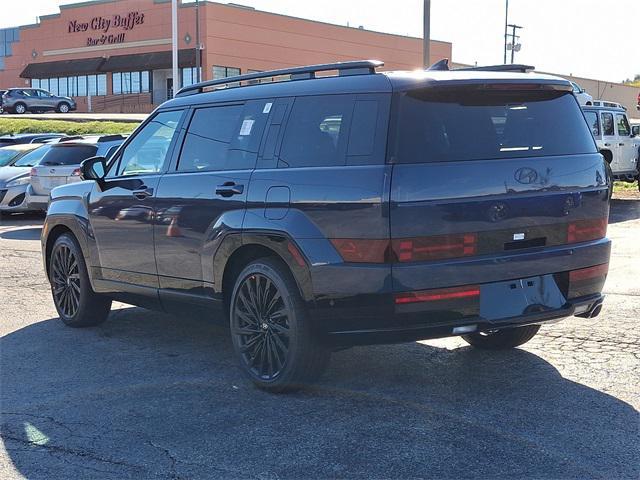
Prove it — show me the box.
[0,118,139,136]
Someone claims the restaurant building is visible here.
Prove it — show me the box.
[0,0,452,113]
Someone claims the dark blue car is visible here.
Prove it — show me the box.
[41,61,611,391]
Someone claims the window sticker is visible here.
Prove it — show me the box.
[263,102,272,114]
[239,119,255,136]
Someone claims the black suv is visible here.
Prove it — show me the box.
[42,60,611,391]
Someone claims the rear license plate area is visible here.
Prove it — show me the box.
[480,275,565,322]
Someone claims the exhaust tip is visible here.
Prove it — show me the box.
[590,304,603,318]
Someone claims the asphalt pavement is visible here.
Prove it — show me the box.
[0,200,639,479]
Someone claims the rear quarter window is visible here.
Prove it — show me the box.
[391,89,597,163]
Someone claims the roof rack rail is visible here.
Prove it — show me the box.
[97,134,128,142]
[426,59,535,73]
[176,60,384,97]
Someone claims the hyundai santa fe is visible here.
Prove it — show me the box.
[41,60,612,391]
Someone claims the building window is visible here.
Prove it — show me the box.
[212,66,241,80]
[0,28,19,71]
[28,74,107,97]
[181,67,202,88]
[112,71,150,94]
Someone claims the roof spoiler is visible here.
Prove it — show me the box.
[427,59,535,73]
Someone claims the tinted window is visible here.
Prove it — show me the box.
[601,112,615,136]
[178,105,243,172]
[347,100,378,159]
[178,101,268,172]
[583,111,600,136]
[116,110,182,176]
[279,95,353,168]
[615,113,630,136]
[12,145,52,167]
[40,145,98,166]
[393,90,596,163]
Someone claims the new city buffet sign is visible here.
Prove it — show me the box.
[68,11,145,47]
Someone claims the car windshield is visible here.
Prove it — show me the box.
[39,145,98,166]
[12,145,53,167]
[0,148,26,167]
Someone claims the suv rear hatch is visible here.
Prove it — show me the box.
[389,83,610,321]
[30,144,97,195]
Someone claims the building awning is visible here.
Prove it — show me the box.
[20,49,197,78]
[20,57,105,78]
[99,49,196,72]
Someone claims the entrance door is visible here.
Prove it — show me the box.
[166,78,173,100]
[87,109,184,289]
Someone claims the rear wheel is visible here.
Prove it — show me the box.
[462,325,540,349]
[230,257,330,392]
[13,103,26,114]
[49,233,111,327]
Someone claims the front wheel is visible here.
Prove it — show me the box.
[49,233,111,327]
[230,258,330,392]
[57,102,70,113]
[462,324,540,350]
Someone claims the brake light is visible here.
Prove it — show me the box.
[71,168,82,176]
[567,218,607,243]
[30,168,37,176]
[330,239,389,263]
[392,233,477,262]
[395,285,480,305]
[569,263,609,282]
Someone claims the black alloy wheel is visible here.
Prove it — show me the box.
[232,272,290,381]
[51,243,81,318]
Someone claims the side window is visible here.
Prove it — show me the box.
[615,114,630,136]
[115,110,183,176]
[601,112,615,136]
[583,111,600,136]
[177,101,268,172]
[347,99,379,164]
[279,95,354,168]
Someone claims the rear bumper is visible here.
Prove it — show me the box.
[324,294,604,346]
[25,185,49,211]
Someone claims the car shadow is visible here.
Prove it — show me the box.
[1,307,638,479]
[609,198,640,223]
[0,227,42,240]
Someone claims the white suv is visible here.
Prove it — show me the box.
[570,81,593,106]
[582,102,639,182]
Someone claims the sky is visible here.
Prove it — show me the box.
[3,0,639,83]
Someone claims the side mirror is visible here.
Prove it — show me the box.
[80,156,107,183]
[631,125,640,137]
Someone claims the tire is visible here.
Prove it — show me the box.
[57,102,70,113]
[230,257,330,392]
[13,103,26,114]
[49,233,111,327]
[462,324,541,350]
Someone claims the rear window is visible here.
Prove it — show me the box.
[40,145,98,166]
[392,89,596,163]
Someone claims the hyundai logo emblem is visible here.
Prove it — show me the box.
[514,167,538,184]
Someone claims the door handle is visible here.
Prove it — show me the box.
[604,143,611,147]
[215,182,244,197]
[132,186,154,199]
[618,143,625,146]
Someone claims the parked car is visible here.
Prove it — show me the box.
[0,90,6,113]
[1,88,76,114]
[0,133,66,147]
[42,60,611,392]
[570,81,593,105]
[582,102,640,181]
[27,135,125,211]
[0,143,53,215]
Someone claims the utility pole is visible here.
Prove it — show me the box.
[171,0,178,97]
[423,0,431,68]
[195,0,201,83]
[507,24,523,63]
[503,0,509,64]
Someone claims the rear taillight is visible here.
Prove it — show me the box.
[395,285,480,305]
[71,168,82,176]
[392,233,477,262]
[330,239,389,263]
[567,218,607,243]
[569,263,609,282]
[30,168,37,176]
